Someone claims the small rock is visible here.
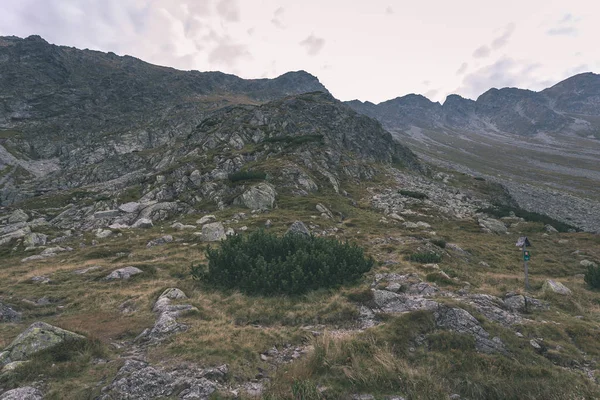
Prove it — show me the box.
[73,265,102,275]
[196,215,217,225]
[104,267,143,280]
[544,224,558,233]
[388,213,405,222]
[146,235,174,248]
[119,202,141,214]
[171,222,196,230]
[0,302,21,322]
[286,221,310,236]
[542,279,572,296]
[95,229,113,239]
[201,222,226,242]
[30,276,51,284]
[132,218,153,229]
[265,219,272,228]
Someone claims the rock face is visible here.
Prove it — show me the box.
[0,387,44,400]
[0,302,21,323]
[234,183,277,210]
[98,359,218,400]
[104,267,143,280]
[542,280,572,296]
[0,322,84,366]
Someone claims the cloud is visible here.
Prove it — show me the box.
[422,80,431,86]
[473,45,491,58]
[216,0,240,22]
[456,62,468,75]
[547,13,579,36]
[299,34,325,56]
[271,7,285,29]
[491,22,515,50]
[385,6,394,15]
[456,57,552,99]
[424,89,439,99]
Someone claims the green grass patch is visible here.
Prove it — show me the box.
[398,190,428,200]
[409,252,442,263]
[228,170,267,183]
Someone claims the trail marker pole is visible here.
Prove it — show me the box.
[516,237,532,291]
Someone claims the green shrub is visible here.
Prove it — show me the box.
[291,379,323,400]
[477,205,578,233]
[409,252,442,263]
[584,264,600,289]
[399,190,428,200]
[430,239,447,249]
[191,230,374,295]
[228,170,267,183]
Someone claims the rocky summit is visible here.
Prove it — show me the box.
[0,36,599,400]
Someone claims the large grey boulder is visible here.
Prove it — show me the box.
[542,280,572,296]
[23,233,48,248]
[137,202,181,222]
[286,221,310,236]
[0,387,43,400]
[201,222,226,242]
[233,183,277,210]
[478,217,508,234]
[0,322,84,366]
[104,267,143,280]
[119,202,142,214]
[7,210,29,224]
[0,302,21,323]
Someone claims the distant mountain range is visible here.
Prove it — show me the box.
[346,72,600,137]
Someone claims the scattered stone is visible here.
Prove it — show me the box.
[0,387,43,400]
[0,302,21,323]
[388,213,405,222]
[95,229,113,238]
[416,221,431,229]
[132,218,153,229]
[580,260,598,268]
[30,276,50,284]
[402,222,418,229]
[265,219,272,228]
[171,222,196,230]
[225,228,235,236]
[104,267,143,280]
[119,202,142,214]
[542,280,572,296]
[146,235,173,248]
[478,217,508,234]
[478,261,490,267]
[196,215,217,225]
[286,221,310,236]
[0,322,85,366]
[72,265,101,275]
[544,224,559,233]
[530,339,543,351]
[201,222,226,242]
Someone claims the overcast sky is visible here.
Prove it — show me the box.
[1,0,597,103]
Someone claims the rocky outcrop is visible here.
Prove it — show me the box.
[286,221,310,236]
[137,288,196,344]
[0,322,84,366]
[98,359,221,400]
[542,280,572,296]
[200,222,226,242]
[0,387,43,400]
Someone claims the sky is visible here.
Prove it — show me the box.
[0,0,598,104]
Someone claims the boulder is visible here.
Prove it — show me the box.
[201,222,226,242]
[478,217,508,234]
[544,224,559,233]
[7,209,29,224]
[137,202,181,222]
[286,221,310,236]
[23,233,48,248]
[542,279,572,296]
[171,222,196,230]
[95,229,113,239]
[119,202,142,214]
[104,267,143,280]
[0,227,31,245]
[146,235,173,248]
[94,210,121,219]
[388,213,405,222]
[0,387,43,400]
[0,302,21,323]
[316,203,333,219]
[132,218,153,229]
[196,215,216,225]
[580,260,598,268]
[0,322,84,366]
[233,183,277,210]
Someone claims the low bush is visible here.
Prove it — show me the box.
[430,239,447,249]
[477,204,578,233]
[409,252,442,264]
[191,230,374,295]
[228,170,267,183]
[584,264,600,289]
[399,190,428,200]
